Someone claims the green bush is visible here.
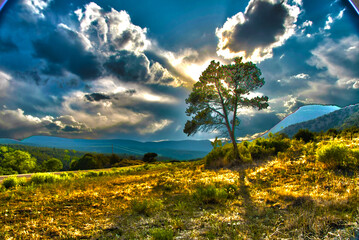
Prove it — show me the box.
[2,176,19,189]
[149,228,174,240]
[131,198,163,216]
[316,143,358,169]
[293,129,315,143]
[205,135,290,168]
[84,171,99,177]
[194,184,228,204]
[30,173,60,184]
[17,177,27,186]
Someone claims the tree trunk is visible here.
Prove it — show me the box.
[229,131,240,163]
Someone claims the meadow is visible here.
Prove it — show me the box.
[0,137,358,239]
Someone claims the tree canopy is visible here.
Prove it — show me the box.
[184,57,269,161]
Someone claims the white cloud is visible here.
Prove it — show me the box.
[76,2,150,54]
[0,71,11,97]
[0,108,92,139]
[292,73,309,79]
[323,9,345,30]
[308,35,359,89]
[23,0,52,18]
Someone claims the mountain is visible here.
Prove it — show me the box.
[0,138,22,144]
[262,105,340,137]
[18,136,212,160]
[280,104,359,137]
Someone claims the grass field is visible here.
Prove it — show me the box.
[0,141,358,239]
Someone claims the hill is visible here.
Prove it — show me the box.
[1,136,358,239]
[280,103,359,137]
[19,136,212,160]
[261,105,340,137]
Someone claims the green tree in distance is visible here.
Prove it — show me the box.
[184,57,269,162]
[43,158,63,172]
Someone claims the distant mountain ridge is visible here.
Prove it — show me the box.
[280,103,359,136]
[262,104,340,137]
[0,136,213,160]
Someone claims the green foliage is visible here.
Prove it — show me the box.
[205,135,290,168]
[43,158,63,172]
[1,144,85,170]
[84,171,99,177]
[131,198,163,216]
[30,173,60,184]
[77,153,99,170]
[0,147,37,174]
[149,228,174,240]
[316,143,359,170]
[2,177,19,189]
[143,152,158,163]
[70,159,79,170]
[293,129,315,143]
[194,184,228,204]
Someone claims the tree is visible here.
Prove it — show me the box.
[43,158,63,172]
[183,57,269,161]
[293,129,315,143]
[143,152,158,163]
[77,153,98,170]
[1,150,37,174]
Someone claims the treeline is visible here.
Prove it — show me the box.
[0,144,159,175]
[291,125,359,143]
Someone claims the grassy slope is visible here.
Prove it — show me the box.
[0,142,358,239]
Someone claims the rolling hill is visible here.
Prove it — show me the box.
[15,136,213,160]
[280,103,359,137]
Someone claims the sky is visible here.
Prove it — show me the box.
[0,0,358,141]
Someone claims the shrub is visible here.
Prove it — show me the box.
[149,228,174,240]
[17,177,27,186]
[143,152,158,163]
[194,184,228,204]
[2,176,19,189]
[316,143,358,169]
[205,143,251,168]
[31,173,60,184]
[278,139,305,161]
[293,129,315,143]
[131,198,163,216]
[84,171,99,177]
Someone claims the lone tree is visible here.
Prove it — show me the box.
[184,57,269,162]
[143,152,158,163]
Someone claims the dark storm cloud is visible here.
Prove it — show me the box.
[32,26,102,80]
[0,37,18,52]
[223,1,288,55]
[84,92,111,102]
[104,51,150,82]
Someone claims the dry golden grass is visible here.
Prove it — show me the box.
[0,143,358,239]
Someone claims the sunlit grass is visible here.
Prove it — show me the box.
[0,139,358,239]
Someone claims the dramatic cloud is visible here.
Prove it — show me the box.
[216,0,301,62]
[33,24,102,80]
[0,0,358,141]
[0,108,92,139]
[76,2,150,54]
[308,35,359,89]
